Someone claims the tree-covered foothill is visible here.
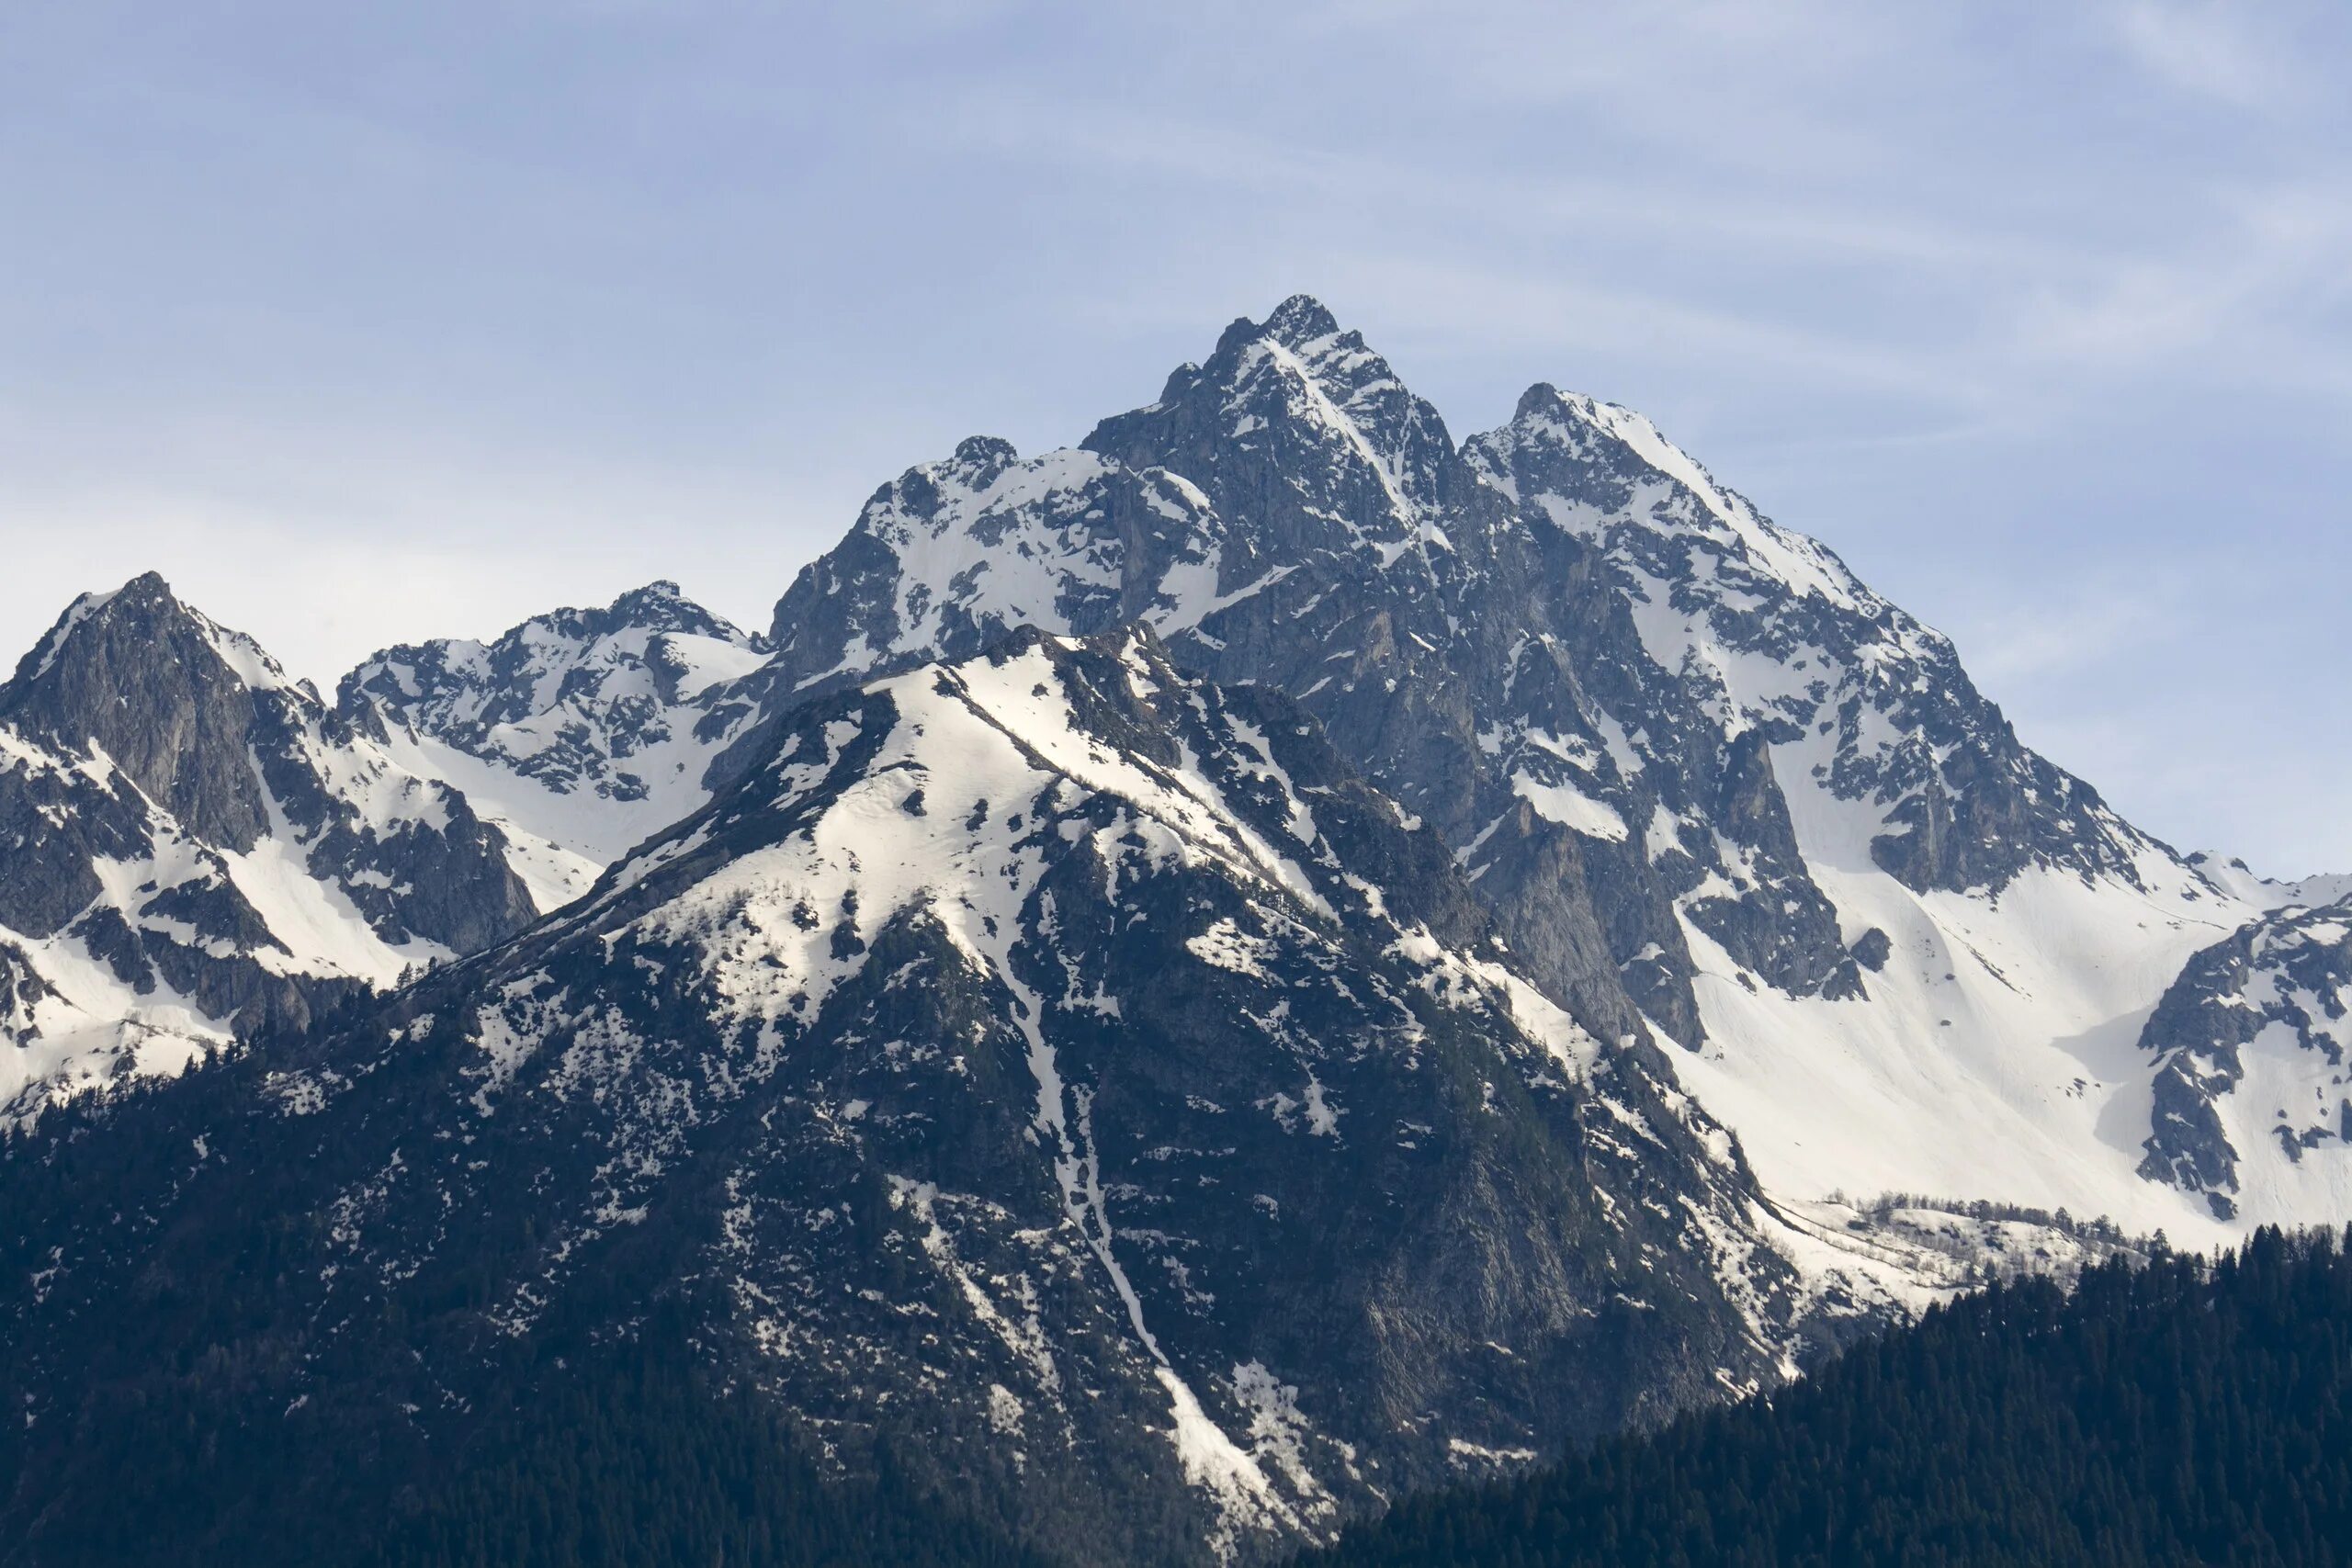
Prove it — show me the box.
[1309,1227,2352,1568]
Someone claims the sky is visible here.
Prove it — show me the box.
[2,1,2347,874]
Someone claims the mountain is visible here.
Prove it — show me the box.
[0,629,1928,1565]
[341,580,771,905]
[4,293,2347,1564]
[727,294,2304,1239]
[0,576,776,1123]
[0,573,535,1122]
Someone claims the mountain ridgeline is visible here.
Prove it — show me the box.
[3,296,2348,1564]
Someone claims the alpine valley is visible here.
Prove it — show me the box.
[4,298,2346,1565]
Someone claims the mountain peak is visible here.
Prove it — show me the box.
[1513,381,1566,419]
[0,577,318,852]
[12,571,181,687]
[1263,291,1341,344]
[338,579,772,878]
[1091,293,1461,557]
[112,568,175,603]
[5,571,296,710]
[952,433,1018,467]
[616,578,684,604]
[1209,294,1344,360]
[942,434,1023,490]
[594,580,750,643]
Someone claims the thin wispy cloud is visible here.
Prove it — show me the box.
[2110,1,2306,109]
[2,0,2348,871]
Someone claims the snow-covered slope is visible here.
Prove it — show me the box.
[0,573,536,1122]
[12,295,2308,1565]
[1457,384,2285,1243]
[734,294,2335,1245]
[340,581,770,906]
[2184,852,2352,914]
[752,439,1232,700]
[2136,894,2352,1224]
[2,629,1927,1565]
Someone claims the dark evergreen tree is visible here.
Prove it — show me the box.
[1308,1228,2352,1568]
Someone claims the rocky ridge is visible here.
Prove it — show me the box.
[0,629,1926,1564]
[0,574,535,1120]
[722,294,2308,1238]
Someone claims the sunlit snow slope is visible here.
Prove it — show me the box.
[341,581,770,906]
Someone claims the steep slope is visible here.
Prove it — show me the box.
[341,581,770,905]
[0,574,536,1122]
[744,299,1663,1062]
[2138,896,2352,1222]
[2,630,1900,1566]
[1455,385,2267,1238]
[732,295,2311,1240]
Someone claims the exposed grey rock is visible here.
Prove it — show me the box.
[741,299,2088,1049]
[2138,897,2352,1216]
[2,293,2252,1564]
[3,571,279,851]
[344,580,775,886]
[0,575,535,1120]
[343,579,766,805]
[1,629,1860,1565]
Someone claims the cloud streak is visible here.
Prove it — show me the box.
[1,0,2348,868]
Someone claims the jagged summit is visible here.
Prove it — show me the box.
[945,432,1020,468]
[1092,294,1461,558]
[714,292,2323,1240]
[1209,291,1345,359]
[1263,290,1341,342]
[595,578,752,640]
[2,571,300,852]
[341,579,772,892]
[11,570,176,684]
[0,575,534,1121]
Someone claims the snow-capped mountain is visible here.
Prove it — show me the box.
[1450,379,2267,1238]
[2,630,1926,1563]
[12,299,2317,1249]
[342,580,771,905]
[9,292,2316,1565]
[0,573,535,1121]
[731,295,2323,1241]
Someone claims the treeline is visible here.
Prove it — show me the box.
[1826,1189,2143,1247]
[1309,1227,2352,1568]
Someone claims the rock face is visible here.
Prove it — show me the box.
[2138,897,2352,1221]
[1,631,1888,1565]
[342,580,773,901]
[723,294,2309,1238]
[0,574,536,1121]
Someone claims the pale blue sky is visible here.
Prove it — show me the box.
[3,2,2347,873]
